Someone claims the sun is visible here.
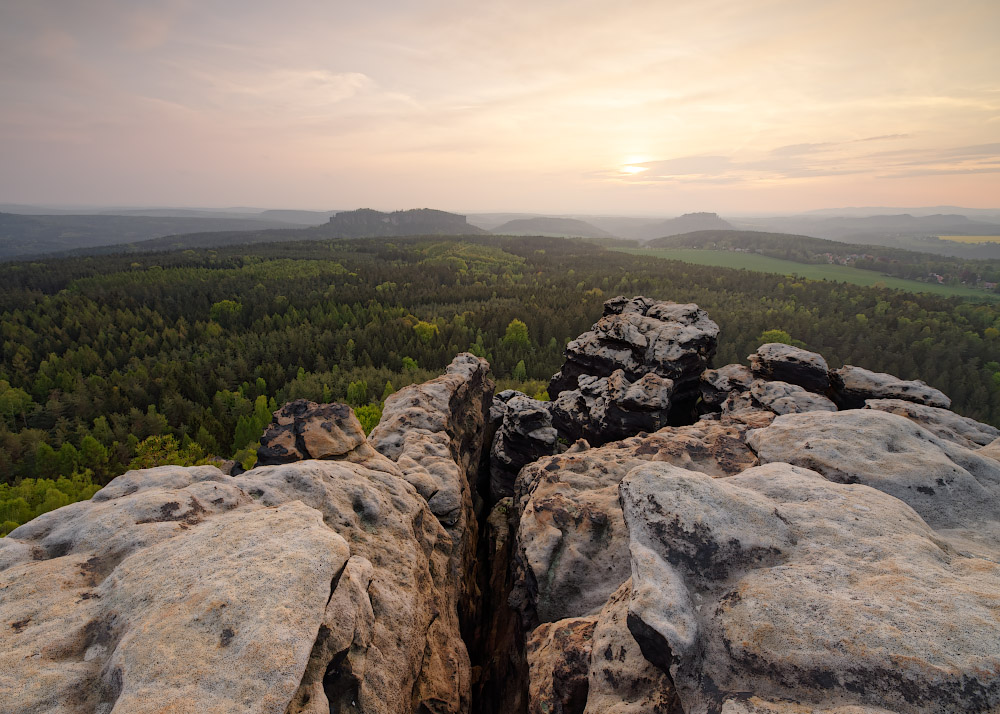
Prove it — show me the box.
[620,165,649,175]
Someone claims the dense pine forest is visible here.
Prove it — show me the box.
[2,234,999,534]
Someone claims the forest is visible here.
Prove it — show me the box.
[2,234,1000,534]
[647,230,1000,289]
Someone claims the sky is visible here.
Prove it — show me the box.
[1,0,998,215]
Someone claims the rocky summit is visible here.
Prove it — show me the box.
[2,296,999,714]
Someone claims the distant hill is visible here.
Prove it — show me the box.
[0,212,300,260]
[65,208,487,255]
[636,212,734,241]
[319,208,486,238]
[491,216,613,239]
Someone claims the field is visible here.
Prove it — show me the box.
[938,235,1000,244]
[615,247,1000,301]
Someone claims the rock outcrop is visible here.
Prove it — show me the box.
[549,370,674,446]
[548,296,719,408]
[0,354,493,714]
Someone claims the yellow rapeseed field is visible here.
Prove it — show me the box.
[938,235,1000,244]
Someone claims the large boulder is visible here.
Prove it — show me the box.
[548,296,719,407]
[511,415,764,627]
[831,365,951,409]
[257,399,374,465]
[549,370,674,446]
[620,461,1000,714]
[748,343,831,393]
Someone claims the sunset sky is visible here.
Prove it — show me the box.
[2,0,998,214]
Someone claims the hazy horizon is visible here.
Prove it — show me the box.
[2,0,998,213]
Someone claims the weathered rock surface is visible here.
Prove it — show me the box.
[746,409,1000,547]
[512,416,763,626]
[749,343,831,393]
[549,370,674,446]
[526,617,596,714]
[257,399,374,465]
[864,398,1000,449]
[548,296,719,406]
[831,364,951,409]
[620,461,1000,714]
[490,391,558,499]
[982,437,1000,463]
[722,379,837,416]
[0,354,493,714]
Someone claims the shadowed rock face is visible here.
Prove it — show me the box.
[0,354,493,714]
[749,343,831,393]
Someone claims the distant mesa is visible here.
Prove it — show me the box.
[320,208,487,238]
[637,212,734,241]
[490,216,614,239]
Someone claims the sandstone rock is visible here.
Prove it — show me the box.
[257,399,373,465]
[1,358,493,714]
[526,617,597,714]
[746,409,1000,543]
[746,380,837,415]
[581,580,680,714]
[620,461,1000,714]
[982,437,1000,462]
[549,370,674,446]
[864,398,1000,449]
[831,365,951,409]
[749,343,831,392]
[699,363,753,410]
[549,296,719,406]
[512,417,761,626]
[490,391,558,499]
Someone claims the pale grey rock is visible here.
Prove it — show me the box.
[512,416,761,625]
[549,296,719,405]
[749,343,831,392]
[620,461,1000,714]
[747,380,837,415]
[864,398,1000,449]
[746,409,1000,540]
[831,365,951,409]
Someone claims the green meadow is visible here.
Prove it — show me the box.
[615,247,999,301]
